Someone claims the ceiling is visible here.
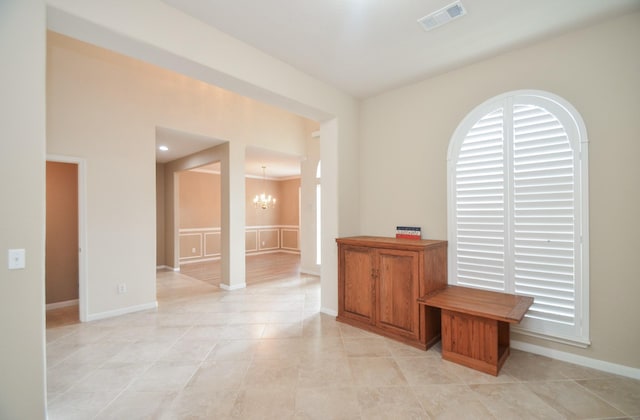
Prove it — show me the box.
[162,0,640,98]
[155,0,638,172]
[156,127,304,178]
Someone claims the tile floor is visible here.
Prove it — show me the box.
[46,263,640,419]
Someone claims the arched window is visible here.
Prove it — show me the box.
[448,91,589,345]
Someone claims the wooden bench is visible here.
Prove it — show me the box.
[418,285,533,376]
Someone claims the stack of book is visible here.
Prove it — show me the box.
[395,226,421,240]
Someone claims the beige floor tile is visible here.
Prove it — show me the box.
[244,358,301,388]
[412,384,495,420]
[501,350,569,381]
[161,387,239,420]
[231,386,296,420]
[254,338,306,360]
[348,357,408,386]
[206,339,259,361]
[356,386,427,419]
[262,322,304,338]
[187,360,250,390]
[95,390,177,420]
[343,337,392,357]
[395,356,463,385]
[47,390,121,420]
[45,256,640,419]
[180,324,225,340]
[159,337,217,362]
[526,380,626,418]
[220,323,266,339]
[298,356,353,388]
[470,383,564,419]
[129,361,201,392]
[301,315,342,338]
[227,311,272,324]
[295,387,361,420]
[68,362,151,393]
[577,377,640,416]
[299,337,347,361]
[47,359,100,394]
[107,340,174,364]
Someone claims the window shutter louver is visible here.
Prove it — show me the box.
[512,104,577,330]
[455,108,506,291]
[449,92,588,344]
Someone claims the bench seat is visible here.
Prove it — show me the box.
[418,285,533,375]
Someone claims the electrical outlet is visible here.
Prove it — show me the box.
[192,247,196,253]
[261,241,265,246]
[117,283,127,294]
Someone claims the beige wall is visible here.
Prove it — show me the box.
[46,161,79,304]
[47,32,315,314]
[173,169,301,259]
[360,12,640,369]
[278,178,301,226]
[47,0,361,316]
[179,170,221,229]
[246,177,280,226]
[0,0,47,417]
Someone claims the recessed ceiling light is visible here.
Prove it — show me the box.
[418,1,467,32]
[159,145,169,151]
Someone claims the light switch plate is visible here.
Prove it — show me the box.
[8,249,26,270]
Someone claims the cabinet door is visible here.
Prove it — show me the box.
[340,245,375,324]
[376,249,420,339]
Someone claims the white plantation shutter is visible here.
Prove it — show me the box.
[448,91,589,345]
[455,108,506,291]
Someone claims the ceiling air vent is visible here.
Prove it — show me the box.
[418,1,466,32]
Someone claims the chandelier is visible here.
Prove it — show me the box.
[253,166,276,209]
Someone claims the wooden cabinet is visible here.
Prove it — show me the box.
[337,236,447,349]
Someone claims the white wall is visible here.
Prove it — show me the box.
[0,0,47,418]
[300,135,321,275]
[360,12,640,369]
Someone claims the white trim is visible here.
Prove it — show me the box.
[179,256,221,265]
[179,227,221,233]
[47,154,88,323]
[156,265,170,270]
[259,228,280,251]
[446,90,590,344]
[300,268,321,276]
[220,282,246,291]
[173,266,180,272]
[512,340,640,380]
[204,231,221,257]
[46,299,78,310]
[512,326,591,348]
[320,307,338,317]
[86,301,158,322]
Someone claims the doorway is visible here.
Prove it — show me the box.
[46,156,87,324]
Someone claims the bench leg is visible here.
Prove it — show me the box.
[440,309,510,376]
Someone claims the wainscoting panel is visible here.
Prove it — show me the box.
[281,228,299,251]
[180,225,299,263]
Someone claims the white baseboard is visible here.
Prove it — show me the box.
[86,301,158,322]
[156,265,170,270]
[46,299,78,310]
[320,307,338,317]
[300,268,321,276]
[512,340,640,380]
[220,282,246,291]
